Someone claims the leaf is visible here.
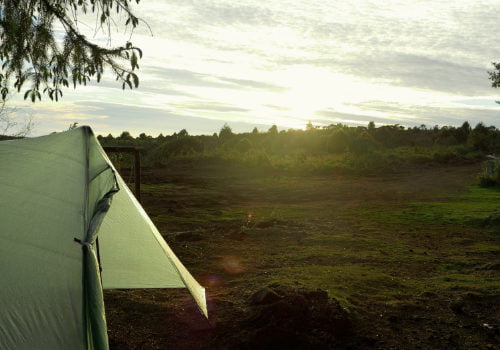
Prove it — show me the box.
[1,88,8,100]
[0,0,144,101]
[131,52,137,70]
[136,48,143,58]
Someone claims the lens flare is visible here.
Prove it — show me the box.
[199,274,223,287]
[221,256,244,274]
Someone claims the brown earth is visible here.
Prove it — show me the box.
[104,162,499,349]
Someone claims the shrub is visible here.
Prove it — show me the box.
[235,138,253,153]
[479,160,500,187]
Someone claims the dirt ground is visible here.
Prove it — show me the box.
[104,162,499,349]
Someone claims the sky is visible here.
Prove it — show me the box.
[8,0,500,136]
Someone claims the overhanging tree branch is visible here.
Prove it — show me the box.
[489,62,500,88]
[0,0,144,102]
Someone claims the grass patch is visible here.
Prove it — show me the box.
[343,185,500,231]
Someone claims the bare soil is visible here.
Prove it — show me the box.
[104,162,499,349]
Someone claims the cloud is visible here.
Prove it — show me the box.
[19,1,500,135]
[314,109,411,127]
[264,104,290,111]
[328,100,500,127]
[142,67,227,89]
[346,54,491,96]
[170,101,250,113]
[133,0,279,35]
[143,66,287,92]
[70,101,274,135]
[86,78,198,98]
[135,1,500,97]
[216,76,288,92]
[185,1,278,27]
[279,53,493,96]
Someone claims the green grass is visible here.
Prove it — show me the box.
[244,183,500,311]
[109,164,500,349]
[143,170,500,316]
[342,185,500,231]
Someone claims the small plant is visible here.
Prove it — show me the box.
[479,159,500,187]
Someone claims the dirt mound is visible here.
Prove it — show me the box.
[214,284,351,349]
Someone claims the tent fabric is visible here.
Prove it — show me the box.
[100,172,208,317]
[0,127,206,350]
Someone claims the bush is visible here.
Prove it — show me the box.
[479,160,500,187]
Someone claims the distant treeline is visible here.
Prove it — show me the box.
[98,121,500,174]
[0,135,22,141]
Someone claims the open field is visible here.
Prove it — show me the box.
[104,162,499,349]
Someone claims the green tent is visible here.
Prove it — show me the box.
[0,127,207,349]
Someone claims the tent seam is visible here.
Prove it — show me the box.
[84,126,90,350]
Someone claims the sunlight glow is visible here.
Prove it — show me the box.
[8,0,500,136]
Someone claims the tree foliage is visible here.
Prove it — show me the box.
[97,121,500,174]
[219,123,233,141]
[489,62,500,88]
[0,0,143,102]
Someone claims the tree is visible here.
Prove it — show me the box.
[235,138,252,153]
[469,122,496,151]
[118,131,133,141]
[455,121,471,143]
[305,122,315,131]
[327,129,349,153]
[268,124,278,135]
[99,133,114,143]
[0,98,33,136]
[0,0,144,102]
[177,129,189,138]
[219,123,233,140]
